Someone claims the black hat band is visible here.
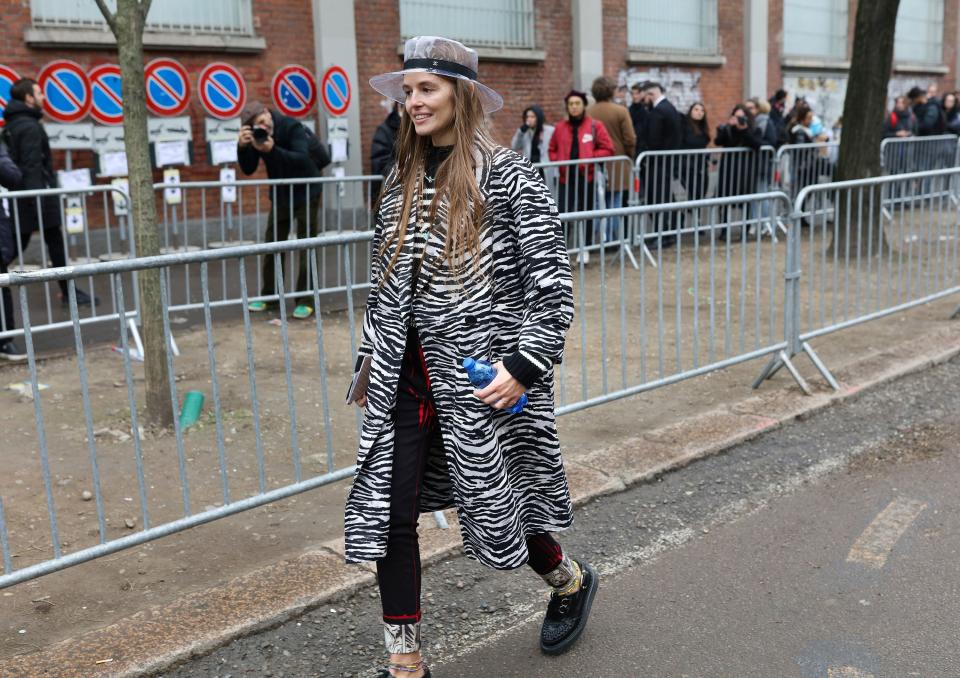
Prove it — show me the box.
[403,58,477,81]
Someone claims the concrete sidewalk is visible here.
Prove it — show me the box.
[0,302,957,677]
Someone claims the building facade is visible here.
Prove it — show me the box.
[0,0,957,182]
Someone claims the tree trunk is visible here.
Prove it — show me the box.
[100,0,174,429]
[829,0,900,257]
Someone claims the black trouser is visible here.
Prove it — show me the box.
[19,227,68,295]
[0,258,14,337]
[558,178,596,248]
[260,196,321,298]
[377,327,567,625]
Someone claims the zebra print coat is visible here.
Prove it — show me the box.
[344,139,575,570]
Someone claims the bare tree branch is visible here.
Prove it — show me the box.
[139,0,153,23]
[93,0,118,34]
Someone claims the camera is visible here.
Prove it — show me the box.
[252,127,270,143]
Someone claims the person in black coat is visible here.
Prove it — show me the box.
[238,100,322,317]
[640,81,682,211]
[3,78,96,306]
[680,102,710,202]
[909,86,946,137]
[0,141,26,360]
[370,103,401,204]
[714,103,764,199]
[628,82,648,159]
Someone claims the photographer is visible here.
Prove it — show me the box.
[238,100,322,319]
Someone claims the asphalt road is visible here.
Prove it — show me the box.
[164,356,960,678]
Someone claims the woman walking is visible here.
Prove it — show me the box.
[351,36,598,678]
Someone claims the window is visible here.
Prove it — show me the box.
[399,0,535,50]
[782,0,848,60]
[627,0,718,54]
[30,0,255,36]
[895,0,944,65]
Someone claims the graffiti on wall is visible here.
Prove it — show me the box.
[783,74,847,130]
[618,67,703,113]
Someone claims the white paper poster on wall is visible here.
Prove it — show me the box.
[220,167,237,203]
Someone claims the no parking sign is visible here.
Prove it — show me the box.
[89,63,124,126]
[198,62,246,120]
[144,58,190,117]
[38,60,92,123]
[320,65,351,117]
[0,64,20,128]
[272,65,316,118]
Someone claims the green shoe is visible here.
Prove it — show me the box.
[248,300,268,312]
[292,304,314,319]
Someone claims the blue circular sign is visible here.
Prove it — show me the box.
[0,65,20,128]
[144,58,190,117]
[321,65,351,117]
[199,62,246,120]
[272,65,316,118]
[38,60,92,123]
[89,63,123,126]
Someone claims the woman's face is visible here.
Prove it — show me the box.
[402,73,456,141]
[944,93,956,110]
[690,104,705,121]
[802,111,814,126]
[566,96,585,118]
[525,110,538,128]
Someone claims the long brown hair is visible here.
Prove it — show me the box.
[379,76,493,282]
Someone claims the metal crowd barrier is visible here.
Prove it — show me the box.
[775,141,839,202]
[754,166,960,392]
[880,134,958,175]
[1,184,137,345]
[154,175,381,315]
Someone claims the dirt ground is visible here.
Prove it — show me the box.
[0,216,957,660]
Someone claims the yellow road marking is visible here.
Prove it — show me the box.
[828,667,875,678]
[847,497,927,569]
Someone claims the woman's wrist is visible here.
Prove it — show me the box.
[503,351,543,389]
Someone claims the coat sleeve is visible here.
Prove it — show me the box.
[356,175,392,364]
[593,120,615,158]
[0,145,23,190]
[369,124,395,177]
[237,144,260,175]
[620,109,637,159]
[12,123,45,191]
[496,152,574,387]
[547,124,560,161]
[510,128,525,153]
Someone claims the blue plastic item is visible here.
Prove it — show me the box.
[462,357,527,414]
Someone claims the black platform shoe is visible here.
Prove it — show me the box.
[539,559,599,656]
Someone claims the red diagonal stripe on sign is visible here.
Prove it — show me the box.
[94,78,123,109]
[148,70,184,107]
[207,75,240,107]
[281,75,310,108]
[50,73,84,111]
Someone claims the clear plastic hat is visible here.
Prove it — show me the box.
[369,36,504,114]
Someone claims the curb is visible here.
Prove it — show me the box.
[2,330,958,678]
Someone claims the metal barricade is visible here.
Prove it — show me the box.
[154,175,382,315]
[754,167,960,393]
[880,134,958,175]
[0,231,372,589]
[0,184,136,345]
[556,191,791,414]
[532,156,640,264]
[775,141,840,202]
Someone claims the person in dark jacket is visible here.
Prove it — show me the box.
[768,88,788,142]
[3,78,96,306]
[370,102,402,204]
[0,142,26,360]
[680,102,710,201]
[909,86,946,137]
[885,96,918,138]
[628,82,648,158]
[942,92,960,134]
[238,100,322,318]
[714,103,764,198]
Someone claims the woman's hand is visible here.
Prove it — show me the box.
[474,361,527,410]
[354,394,367,408]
